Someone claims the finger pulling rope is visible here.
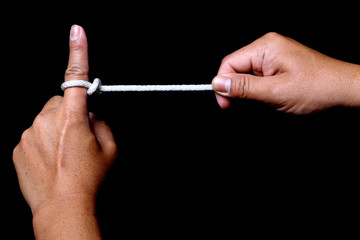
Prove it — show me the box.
[61,78,214,95]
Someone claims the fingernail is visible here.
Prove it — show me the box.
[213,76,231,95]
[70,25,80,41]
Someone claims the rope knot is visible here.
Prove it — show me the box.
[87,78,102,95]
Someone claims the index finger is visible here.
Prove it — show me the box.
[218,43,259,75]
[63,25,89,115]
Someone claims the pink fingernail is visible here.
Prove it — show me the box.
[70,25,80,41]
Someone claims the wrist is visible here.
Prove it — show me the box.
[33,192,96,217]
[33,193,101,240]
[337,62,360,108]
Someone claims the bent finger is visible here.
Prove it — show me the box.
[215,93,231,109]
[89,113,118,161]
[40,96,63,113]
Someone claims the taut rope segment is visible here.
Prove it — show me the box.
[61,78,213,95]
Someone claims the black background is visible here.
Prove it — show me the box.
[1,1,359,238]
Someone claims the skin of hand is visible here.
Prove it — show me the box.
[212,32,360,114]
[13,25,117,240]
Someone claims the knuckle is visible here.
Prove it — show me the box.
[21,128,30,141]
[65,63,88,79]
[12,146,22,167]
[263,32,282,41]
[12,143,21,162]
[232,75,251,99]
[18,128,32,147]
[70,41,87,52]
[110,142,118,158]
[221,54,231,64]
[33,113,47,129]
[32,112,56,135]
[219,54,235,72]
[43,96,63,111]
[105,141,118,164]
[49,95,63,103]
[261,32,287,47]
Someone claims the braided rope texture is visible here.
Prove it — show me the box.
[61,79,213,95]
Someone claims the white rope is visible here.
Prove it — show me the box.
[61,78,213,95]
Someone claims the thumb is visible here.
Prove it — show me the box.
[212,73,275,102]
[63,25,89,115]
